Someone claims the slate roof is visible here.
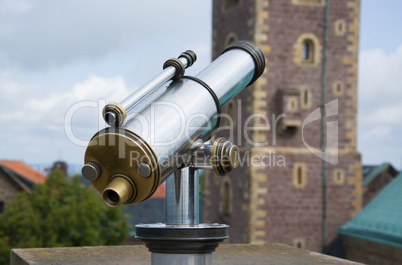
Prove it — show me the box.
[339,172,402,248]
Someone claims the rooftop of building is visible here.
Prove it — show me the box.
[339,171,402,248]
[0,160,46,185]
[362,162,398,187]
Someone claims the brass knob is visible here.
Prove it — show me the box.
[211,138,240,176]
[82,162,102,181]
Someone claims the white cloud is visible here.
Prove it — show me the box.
[0,0,214,164]
[0,0,211,69]
[358,45,402,168]
[0,0,31,15]
[0,73,131,163]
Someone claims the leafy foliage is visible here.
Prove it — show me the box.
[0,170,130,264]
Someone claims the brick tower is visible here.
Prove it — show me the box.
[204,0,362,252]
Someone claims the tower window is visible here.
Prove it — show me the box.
[334,169,345,185]
[294,238,306,249]
[223,182,230,215]
[302,39,314,63]
[297,167,302,185]
[287,97,298,112]
[224,0,239,10]
[294,33,321,67]
[336,84,342,92]
[333,82,344,96]
[335,20,347,36]
[220,177,233,218]
[300,88,312,109]
[293,163,307,188]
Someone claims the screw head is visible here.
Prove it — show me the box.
[137,163,151,178]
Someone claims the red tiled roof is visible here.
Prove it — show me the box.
[151,182,166,198]
[0,160,46,184]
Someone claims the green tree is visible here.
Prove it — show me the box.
[0,170,130,264]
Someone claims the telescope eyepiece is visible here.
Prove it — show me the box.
[102,175,136,207]
[104,111,117,125]
[106,190,119,202]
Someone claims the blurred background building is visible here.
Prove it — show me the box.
[0,160,46,213]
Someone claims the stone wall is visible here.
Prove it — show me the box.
[343,236,402,265]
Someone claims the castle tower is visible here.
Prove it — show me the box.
[205,0,362,252]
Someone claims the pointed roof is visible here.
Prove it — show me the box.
[339,172,402,248]
[0,160,46,184]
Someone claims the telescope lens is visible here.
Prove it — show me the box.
[107,190,120,203]
[104,111,117,125]
[102,175,136,207]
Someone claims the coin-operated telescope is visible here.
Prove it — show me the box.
[82,41,265,265]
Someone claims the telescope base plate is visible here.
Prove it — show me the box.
[135,223,228,254]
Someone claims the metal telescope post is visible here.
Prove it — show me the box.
[137,140,237,265]
[81,41,265,265]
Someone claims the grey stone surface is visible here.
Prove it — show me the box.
[11,244,364,265]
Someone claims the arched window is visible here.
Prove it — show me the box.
[222,182,230,215]
[294,33,321,67]
[334,169,345,185]
[333,82,344,96]
[335,20,347,36]
[220,177,232,218]
[300,87,312,109]
[294,238,305,249]
[297,166,303,185]
[302,39,314,62]
[293,163,307,188]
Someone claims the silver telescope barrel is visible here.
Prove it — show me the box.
[103,50,197,127]
[83,41,265,207]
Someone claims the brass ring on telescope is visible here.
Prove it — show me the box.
[163,58,185,80]
[102,102,127,127]
[228,145,240,169]
[211,137,227,176]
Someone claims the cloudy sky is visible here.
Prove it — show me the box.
[0,0,401,170]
